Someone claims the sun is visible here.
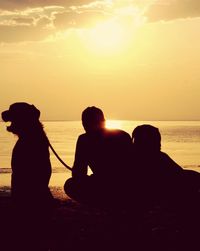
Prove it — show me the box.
[81,6,145,55]
[86,19,128,53]
[105,120,122,129]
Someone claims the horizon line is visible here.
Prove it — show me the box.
[40,119,200,122]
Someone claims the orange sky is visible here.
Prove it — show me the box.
[0,0,200,121]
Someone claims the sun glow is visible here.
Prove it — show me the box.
[106,120,123,129]
[86,19,128,53]
[82,6,146,54]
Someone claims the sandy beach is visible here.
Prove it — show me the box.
[1,185,200,251]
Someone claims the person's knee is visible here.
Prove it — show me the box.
[64,178,74,195]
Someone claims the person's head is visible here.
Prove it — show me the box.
[82,106,105,133]
[132,124,161,153]
[1,102,41,136]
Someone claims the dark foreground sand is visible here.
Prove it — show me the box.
[0,186,200,251]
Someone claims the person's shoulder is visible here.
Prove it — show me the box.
[159,151,174,162]
[106,128,128,135]
[113,129,130,137]
[78,132,86,138]
[160,151,170,158]
[77,133,88,141]
[160,151,183,170]
[106,129,131,141]
[75,133,90,149]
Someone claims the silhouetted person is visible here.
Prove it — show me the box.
[64,106,132,207]
[132,125,200,204]
[132,125,200,250]
[132,124,183,207]
[2,102,53,250]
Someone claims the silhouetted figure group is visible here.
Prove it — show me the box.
[1,103,200,251]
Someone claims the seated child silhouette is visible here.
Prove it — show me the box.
[64,106,132,207]
[132,124,183,208]
[132,124,200,210]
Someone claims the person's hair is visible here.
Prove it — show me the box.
[132,124,161,152]
[82,106,105,132]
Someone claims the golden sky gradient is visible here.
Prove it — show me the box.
[0,0,200,121]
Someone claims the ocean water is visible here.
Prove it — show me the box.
[0,120,200,188]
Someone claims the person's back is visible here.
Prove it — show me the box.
[65,107,132,206]
[73,127,131,181]
[131,124,183,206]
[131,124,200,249]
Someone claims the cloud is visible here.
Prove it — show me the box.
[0,24,53,43]
[12,17,34,25]
[36,16,52,27]
[0,1,113,43]
[0,7,57,43]
[4,0,199,43]
[0,7,56,42]
[54,10,110,29]
[0,0,91,10]
[0,7,109,42]
[146,0,200,22]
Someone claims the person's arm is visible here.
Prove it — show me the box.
[72,135,88,178]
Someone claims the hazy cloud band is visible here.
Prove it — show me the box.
[0,0,200,43]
